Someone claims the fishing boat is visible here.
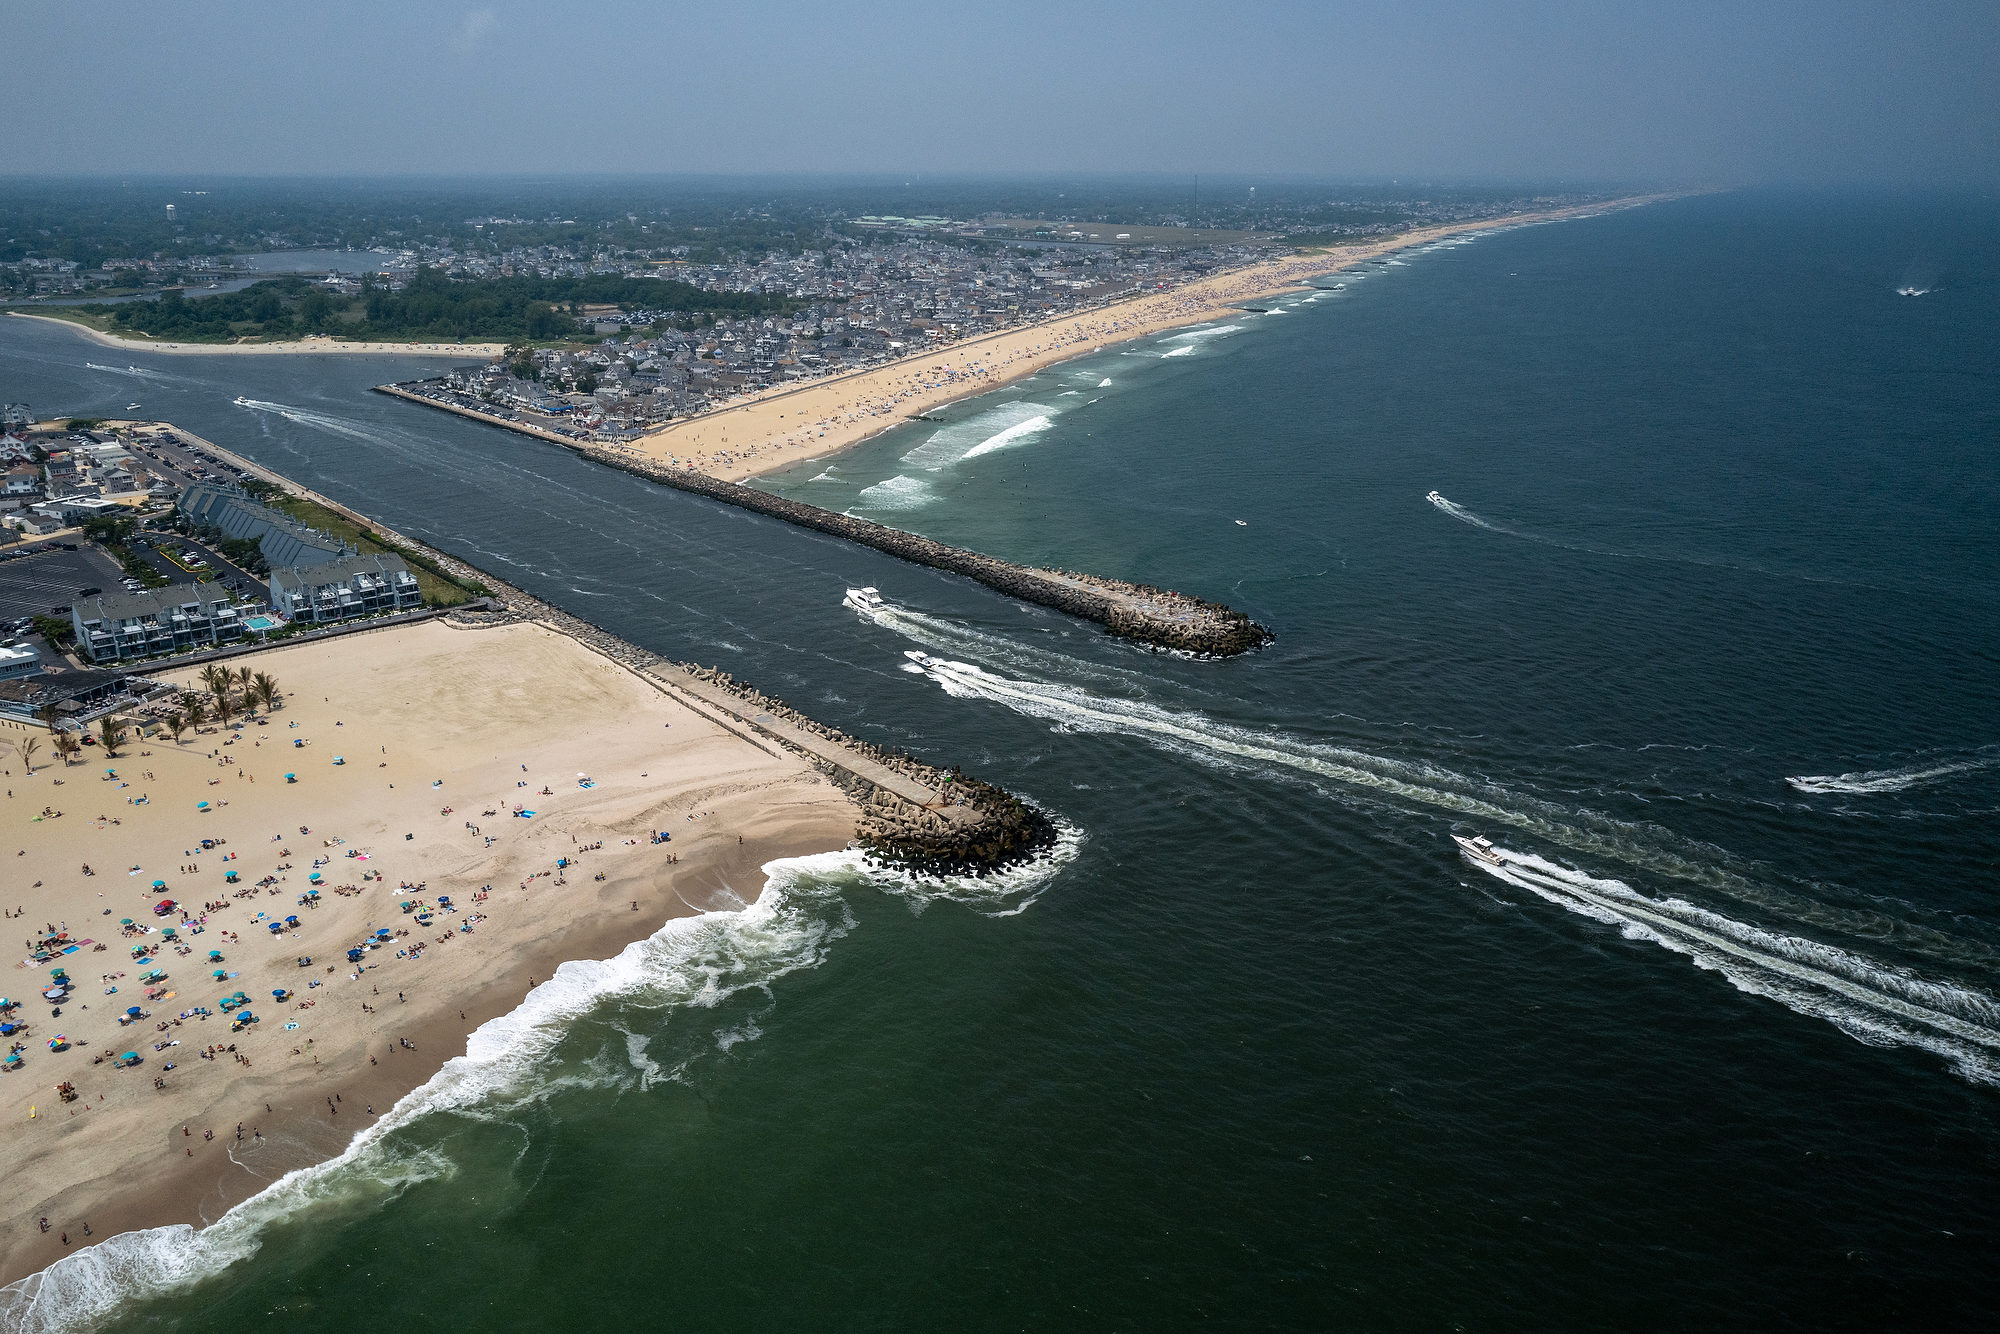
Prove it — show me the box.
[844,586,885,614]
[1450,833,1505,866]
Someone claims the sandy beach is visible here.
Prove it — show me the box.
[0,617,854,1285]
[611,195,1677,482]
[4,313,504,359]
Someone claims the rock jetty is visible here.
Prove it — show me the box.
[573,446,1272,657]
[373,383,1270,656]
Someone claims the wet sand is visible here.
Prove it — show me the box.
[0,618,854,1285]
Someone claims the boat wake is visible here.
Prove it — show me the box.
[85,363,174,381]
[232,397,405,450]
[1463,846,2000,1084]
[0,845,1078,1332]
[1425,490,1514,534]
[878,630,2000,1080]
[1785,757,1996,795]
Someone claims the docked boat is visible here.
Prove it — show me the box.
[844,586,885,614]
[1450,833,1505,866]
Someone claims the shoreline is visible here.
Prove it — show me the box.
[629,192,1684,482]
[4,312,504,359]
[0,616,861,1292]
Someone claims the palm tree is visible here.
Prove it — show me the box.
[199,664,229,698]
[253,672,280,711]
[15,736,40,774]
[98,718,122,757]
[234,665,255,697]
[213,694,236,727]
[53,732,80,765]
[165,713,187,744]
[183,694,209,729]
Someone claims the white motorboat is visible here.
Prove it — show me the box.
[1451,833,1505,866]
[844,586,885,614]
[903,650,938,667]
[1426,490,1444,503]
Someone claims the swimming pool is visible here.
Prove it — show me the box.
[243,615,281,631]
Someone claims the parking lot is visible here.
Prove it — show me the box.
[0,545,129,624]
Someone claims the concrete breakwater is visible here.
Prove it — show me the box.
[373,381,1271,657]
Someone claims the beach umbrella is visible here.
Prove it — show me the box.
[196,801,208,810]
[207,950,222,960]
[122,1052,138,1063]
[152,881,165,889]
[127,1006,142,1016]
[121,919,134,926]
[213,970,227,980]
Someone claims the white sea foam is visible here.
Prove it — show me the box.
[1097,378,1113,387]
[900,402,1058,472]
[1162,325,1241,341]
[1785,759,1994,794]
[1425,491,1511,533]
[0,845,1077,1332]
[1160,345,1196,357]
[885,636,1997,967]
[1466,849,2000,1083]
[807,469,846,485]
[85,363,174,381]
[962,415,1052,460]
[233,397,404,449]
[854,475,934,510]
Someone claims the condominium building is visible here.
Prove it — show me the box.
[71,587,245,663]
[268,552,422,625]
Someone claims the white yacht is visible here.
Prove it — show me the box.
[1451,833,1505,866]
[844,586,885,614]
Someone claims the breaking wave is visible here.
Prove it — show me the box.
[900,402,1059,472]
[853,474,934,511]
[1786,757,1996,794]
[0,844,1077,1332]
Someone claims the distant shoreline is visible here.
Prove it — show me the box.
[4,311,503,358]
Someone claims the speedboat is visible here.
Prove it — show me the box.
[903,650,938,668]
[1426,490,1443,503]
[844,586,885,613]
[1451,833,1505,866]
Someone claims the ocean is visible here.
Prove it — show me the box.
[2,189,1996,1331]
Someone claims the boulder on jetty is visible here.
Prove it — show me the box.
[568,444,1271,657]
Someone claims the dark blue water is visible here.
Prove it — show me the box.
[2,190,1996,1332]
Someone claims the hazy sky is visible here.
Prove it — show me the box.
[6,0,1994,182]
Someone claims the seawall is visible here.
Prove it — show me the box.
[373,381,1271,657]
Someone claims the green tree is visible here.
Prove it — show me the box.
[98,717,123,757]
